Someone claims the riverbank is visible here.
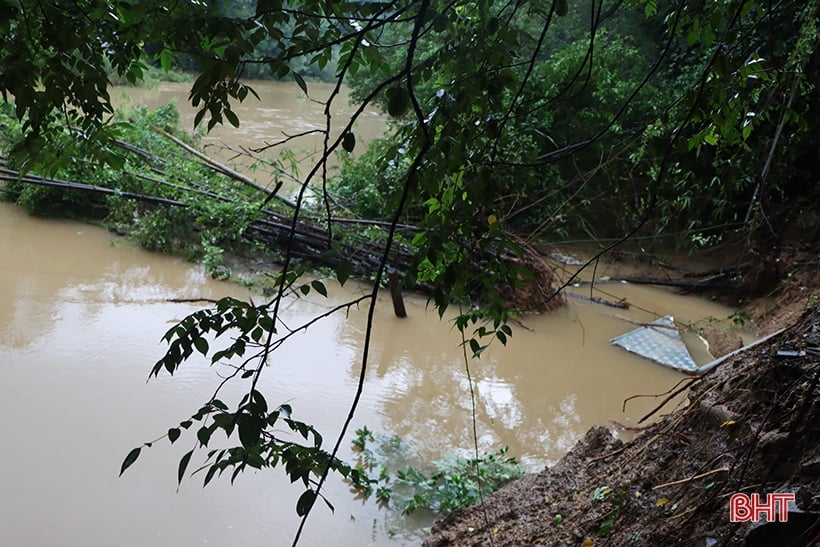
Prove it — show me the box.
[423,264,820,546]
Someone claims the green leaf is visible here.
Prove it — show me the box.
[310,280,328,297]
[433,14,448,32]
[294,73,308,95]
[194,108,206,128]
[250,389,268,414]
[714,52,729,77]
[487,17,499,34]
[238,414,262,448]
[212,412,234,428]
[120,447,141,476]
[197,426,212,447]
[342,132,356,153]
[159,49,172,72]
[203,463,220,487]
[168,428,181,444]
[224,109,240,128]
[554,0,569,17]
[193,337,208,356]
[296,489,317,516]
[335,260,352,286]
[386,87,410,117]
[178,449,193,485]
[259,316,274,332]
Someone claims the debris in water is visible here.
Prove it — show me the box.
[609,315,699,373]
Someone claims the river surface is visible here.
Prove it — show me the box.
[2,79,748,547]
[0,201,748,546]
[112,80,387,195]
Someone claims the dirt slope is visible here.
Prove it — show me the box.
[424,287,820,546]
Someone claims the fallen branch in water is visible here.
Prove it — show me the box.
[613,313,679,330]
[565,291,630,309]
[609,275,732,291]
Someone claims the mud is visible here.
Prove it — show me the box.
[425,271,820,547]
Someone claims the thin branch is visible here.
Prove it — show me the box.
[153,126,296,207]
[652,467,731,491]
[290,3,432,544]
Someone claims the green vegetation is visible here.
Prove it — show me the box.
[0,101,275,279]
[350,427,524,517]
[1,1,818,544]
[333,1,819,247]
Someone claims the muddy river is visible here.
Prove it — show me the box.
[0,202,747,546]
[1,82,748,546]
[112,80,387,194]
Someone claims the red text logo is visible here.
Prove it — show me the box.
[729,493,795,523]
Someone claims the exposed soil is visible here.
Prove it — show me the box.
[424,254,820,547]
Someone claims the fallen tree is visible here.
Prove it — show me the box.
[1,140,564,312]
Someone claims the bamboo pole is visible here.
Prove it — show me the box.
[152,127,297,208]
[0,167,188,207]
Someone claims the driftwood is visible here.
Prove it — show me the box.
[565,291,630,309]
[610,275,732,291]
[1,139,555,305]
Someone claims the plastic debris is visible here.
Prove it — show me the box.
[609,315,699,373]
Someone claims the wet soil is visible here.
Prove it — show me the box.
[424,255,820,547]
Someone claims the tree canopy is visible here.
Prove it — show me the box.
[1,0,817,544]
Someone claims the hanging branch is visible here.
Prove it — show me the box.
[743,78,799,227]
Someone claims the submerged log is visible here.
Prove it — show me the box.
[387,268,407,318]
[610,275,732,291]
[565,291,630,309]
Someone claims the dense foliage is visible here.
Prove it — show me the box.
[1,1,817,544]
[0,101,274,278]
[334,0,819,246]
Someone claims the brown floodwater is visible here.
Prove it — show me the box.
[0,202,750,546]
[112,80,387,197]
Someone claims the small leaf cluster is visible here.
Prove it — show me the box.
[350,428,524,517]
[150,296,276,378]
[122,395,369,516]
